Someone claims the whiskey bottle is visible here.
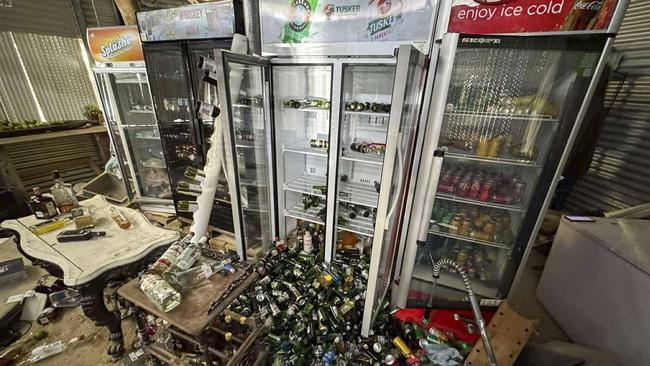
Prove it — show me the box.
[50,170,78,213]
[29,187,58,219]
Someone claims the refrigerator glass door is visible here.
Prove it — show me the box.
[363,46,428,335]
[216,51,275,256]
[100,72,172,201]
[187,40,232,158]
[273,63,333,255]
[333,64,395,256]
[408,34,607,301]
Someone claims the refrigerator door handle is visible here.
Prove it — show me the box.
[384,132,404,230]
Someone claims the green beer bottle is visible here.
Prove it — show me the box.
[281,0,320,43]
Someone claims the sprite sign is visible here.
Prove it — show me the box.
[281,0,319,43]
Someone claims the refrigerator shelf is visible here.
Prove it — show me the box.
[412,263,497,298]
[435,193,524,213]
[235,140,266,149]
[337,213,375,238]
[232,103,262,109]
[338,181,379,208]
[427,225,513,250]
[283,141,328,157]
[344,110,390,118]
[285,201,325,225]
[243,204,270,212]
[445,110,557,122]
[129,109,155,114]
[282,106,330,113]
[115,77,147,84]
[340,150,384,165]
[284,174,327,197]
[123,124,158,128]
[444,149,540,168]
[240,178,268,186]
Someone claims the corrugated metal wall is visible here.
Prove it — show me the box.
[0,33,40,121]
[81,0,120,28]
[5,134,107,192]
[0,0,80,37]
[565,0,650,212]
[13,33,97,121]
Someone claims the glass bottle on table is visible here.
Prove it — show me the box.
[29,187,58,219]
[50,170,78,213]
[223,332,237,357]
[161,236,208,283]
[110,206,131,229]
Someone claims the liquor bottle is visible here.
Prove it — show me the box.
[202,70,218,86]
[302,231,313,254]
[162,236,208,283]
[50,170,79,213]
[348,101,358,111]
[174,261,224,290]
[196,101,220,119]
[184,166,205,182]
[139,274,181,312]
[177,181,202,196]
[29,187,58,219]
[223,332,237,357]
[177,200,199,213]
[109,206,131,229]
[197,56,217,72]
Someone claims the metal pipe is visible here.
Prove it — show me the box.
[431,258,497,366]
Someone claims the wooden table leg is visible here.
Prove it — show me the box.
[78,283,125,360]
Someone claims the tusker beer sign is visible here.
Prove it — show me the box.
[448,0,618,34]
[87,26,144,63]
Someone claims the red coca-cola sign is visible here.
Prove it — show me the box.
[448,0,618,34]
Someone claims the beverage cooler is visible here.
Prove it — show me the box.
[94,68,173,205]
[88,26,173,207]
[137,1,244,232]
[393,0,627,308]
[213,45,429,334]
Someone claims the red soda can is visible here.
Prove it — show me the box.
[468,179,481,199]
[492,193,514,205]
[457,179,471,197]
[437,182,455,193]
[478,181,492,202]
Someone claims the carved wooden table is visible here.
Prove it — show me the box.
[0,195,179,359]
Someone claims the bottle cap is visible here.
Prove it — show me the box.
[224,314,232,324]
[224,332,233,342]
[239,316,247,325]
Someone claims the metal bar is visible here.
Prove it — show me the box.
[324,61,342,263]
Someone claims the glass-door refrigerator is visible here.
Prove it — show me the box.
[212,45,429,336]
[137,1,242,232]
[94,67,173,207]
[394,31,621,307]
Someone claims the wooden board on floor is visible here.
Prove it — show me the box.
[465,300,538,366]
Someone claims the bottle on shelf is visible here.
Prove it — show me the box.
[177,181,202,197]
[302,231,313,254]
[184,166,206,182]
[196,101,220,119]
[201,70,218,86]
[50,170,79,213]
[177,200,199,213]
[310,139,329,149]
[109,206,131,229]
[223,332,237,357]
[29,187,58,219]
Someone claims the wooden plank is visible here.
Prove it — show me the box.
[0,125,107,146]
[112,0,138,25]
[465,300,538,366]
